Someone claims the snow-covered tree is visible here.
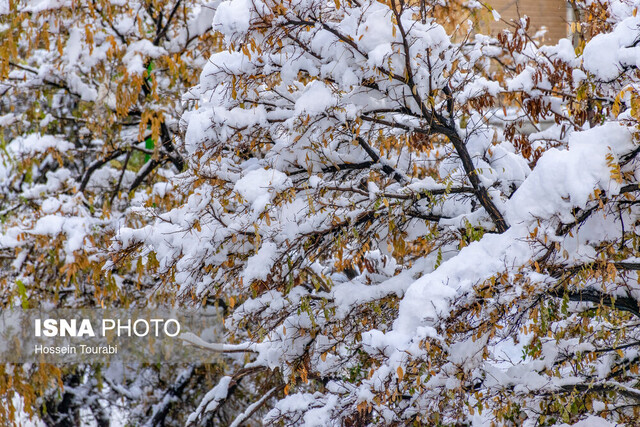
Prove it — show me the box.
[0,0,221,306]
[110,0,640,425]
[3,0,640,425]
[0,1,225,425]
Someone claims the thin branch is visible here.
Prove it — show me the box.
[128,158,162,193]
[110,150,132,205]
[229,385,284,427]
[78,150,122,193]
[144,365,196,427]
[551,287,640,318]
[154,0,183,45]
[355,137,406,184]
[179,332,259,353]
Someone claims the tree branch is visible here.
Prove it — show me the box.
[78,150,123,193]
[551,287,640,318]
[144,365,196,427]
[355,137,406,184]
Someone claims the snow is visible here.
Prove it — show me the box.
[356,5,395,52]
[393,226,533,337]
[213,0,253,38]
[506,123,633,224]
[242,241,279,284]
[64,27,82,67]
[22,0,67,13]
[559,416,616,427]
[113,16,136,36]
[162,0,640,421]
[0,113,16,126]
[583,33,624,81]
[583,15,640,81]
[9,134,73,155]
[123,40,168,75]
[233,167,290,212]
[552,38,578,64]
[295,81,337,115]
[186,376,233,425]
[6,0,638,425]
[508,66,536,92]
[457,78,502,102]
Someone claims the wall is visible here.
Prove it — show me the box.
[487,0,569,42]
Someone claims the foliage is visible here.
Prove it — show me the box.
[4,0,640,425]
[0,1,226,425]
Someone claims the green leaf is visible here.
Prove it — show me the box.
[16,280,28,309]
[144,135,154,163]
